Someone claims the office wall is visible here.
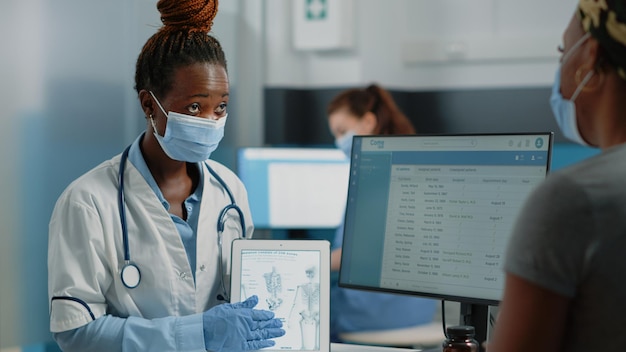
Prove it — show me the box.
[264,86,565,146]
[264,0,577,89]
[261,0,579,146]
[0,1,23,347]
[0,0,144,347]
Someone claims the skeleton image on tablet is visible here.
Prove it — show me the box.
[288,266,320,350]
[264,267,283,310]
[237,250,321,350]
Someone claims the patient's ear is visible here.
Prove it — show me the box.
[362,111,377,134]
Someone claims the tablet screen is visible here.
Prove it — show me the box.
[230,239,331,352]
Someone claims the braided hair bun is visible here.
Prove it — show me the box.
[134,0,227,95]
[157,0,218,33]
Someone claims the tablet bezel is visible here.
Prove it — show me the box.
[230,239,331,352]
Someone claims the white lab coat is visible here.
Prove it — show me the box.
[48,152,254,333]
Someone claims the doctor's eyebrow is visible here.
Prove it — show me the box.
[189,92,230,99]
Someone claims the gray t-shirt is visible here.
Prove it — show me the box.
[504,144,626,351]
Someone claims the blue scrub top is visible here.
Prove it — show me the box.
[330,223,437,342]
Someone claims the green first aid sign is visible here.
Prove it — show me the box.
[306,0,327,20]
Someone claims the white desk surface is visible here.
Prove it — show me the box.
[331,343,428,352]
[1,343,432,352]
[338,321,445,347]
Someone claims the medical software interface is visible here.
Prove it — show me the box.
[340,133,552,303]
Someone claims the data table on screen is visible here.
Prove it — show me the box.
[380,163,546,300]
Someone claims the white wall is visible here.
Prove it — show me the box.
[0,0,152,347]
[0,0,26,347]
[265,0,578,90]
[0,0,45,347]
[220,0,266,148]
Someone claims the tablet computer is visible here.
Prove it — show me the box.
[230,239,331,352]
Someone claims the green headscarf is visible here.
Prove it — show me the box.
[579,0,626,79]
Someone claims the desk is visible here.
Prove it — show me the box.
[2,342,438,352]
[0,343,60,352]
[338,322,445,349]
[0,343,441,352]
[332,342,439,352]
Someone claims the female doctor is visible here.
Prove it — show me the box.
[47,0,284,351]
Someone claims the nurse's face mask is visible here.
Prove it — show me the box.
[149,91,227,162]
[335,130,356,159]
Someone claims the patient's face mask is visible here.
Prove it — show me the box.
[335,130,356,158]
[149,91,227,162]
[549,33,593,146]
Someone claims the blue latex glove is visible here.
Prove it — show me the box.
[203,295,285,351]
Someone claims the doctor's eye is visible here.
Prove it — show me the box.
[557,44,564,54]
[215,102,227,115]
[187,103,201,115]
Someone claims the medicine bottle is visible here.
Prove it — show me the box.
[442,325,479,352]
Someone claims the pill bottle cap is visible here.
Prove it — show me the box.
[446,325,476,338]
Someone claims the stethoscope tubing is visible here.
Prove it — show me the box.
[117,144,245,296]
[118,147,131,262]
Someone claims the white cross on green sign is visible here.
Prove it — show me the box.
[306,0,327,20]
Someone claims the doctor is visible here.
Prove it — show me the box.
[47,0,284,351]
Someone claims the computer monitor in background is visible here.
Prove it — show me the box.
[338,133,553,348]
[237,147,350,229]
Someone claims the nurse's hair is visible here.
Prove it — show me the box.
[327,83,417,136]
[134,0,227,96]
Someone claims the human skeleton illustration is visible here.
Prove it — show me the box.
[288,266,320,350]
[263,266,283,310]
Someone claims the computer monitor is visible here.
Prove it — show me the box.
[338,133,553,346]
[237,147,350,229]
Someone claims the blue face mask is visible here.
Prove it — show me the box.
[335,130,355,158]
[150,91,226,162]
[549,33,593,146]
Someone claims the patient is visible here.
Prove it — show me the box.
[490,1,626,351]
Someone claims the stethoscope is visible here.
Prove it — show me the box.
[117,145,245,302]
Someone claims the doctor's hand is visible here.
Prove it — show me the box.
[203,295,285,352]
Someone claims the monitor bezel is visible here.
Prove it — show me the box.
[337,132,554,306]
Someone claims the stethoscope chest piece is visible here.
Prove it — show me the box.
[121,262,141,289]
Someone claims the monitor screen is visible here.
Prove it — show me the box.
[237,147,350,229]
[339,133,553,305]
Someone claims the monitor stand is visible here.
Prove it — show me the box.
[459,303,489,352]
